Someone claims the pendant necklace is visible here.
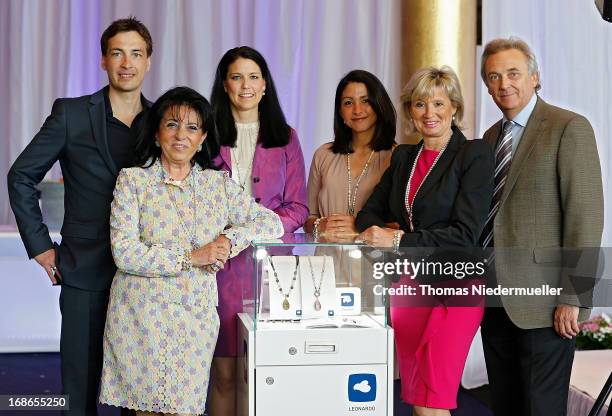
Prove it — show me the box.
[165,166,198,249]
[346,150,375,215]
[232,151,254,191]
[307,256,326,311]
[404,137,449,232]
[231,122,258,191]
[268,256,299,310]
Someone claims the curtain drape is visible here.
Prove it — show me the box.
[479,0,612,245]
[0,0,401,225]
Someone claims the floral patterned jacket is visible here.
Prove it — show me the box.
[109,161,284,308]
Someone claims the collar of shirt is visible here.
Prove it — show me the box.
[103,85,150,119]
[502,92,538,156]
[155,159,200,190]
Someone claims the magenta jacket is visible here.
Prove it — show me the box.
[213,127,309,233]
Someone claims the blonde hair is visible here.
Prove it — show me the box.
[481,37,541,91]
[401,66,464,133]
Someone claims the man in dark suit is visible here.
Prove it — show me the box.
[479,37,604,416]
[7,17,153,415]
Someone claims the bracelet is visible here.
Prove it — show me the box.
[220,233,233,258]
[392,230,404,253]
[313,217,322,240]
[181,250,192,271]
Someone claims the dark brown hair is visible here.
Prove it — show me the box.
[210,46,290,148]
[332,70,396,154]
[100,16,153,57]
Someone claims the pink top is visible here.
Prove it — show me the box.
[308,142,393,217]
[408,148,440,206]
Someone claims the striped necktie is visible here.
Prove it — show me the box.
[481,120,514,248]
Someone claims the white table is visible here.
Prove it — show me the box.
[0,231,61,352]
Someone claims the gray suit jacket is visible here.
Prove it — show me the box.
[483,97,603,329]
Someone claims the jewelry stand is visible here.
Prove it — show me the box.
[238,237,394,416]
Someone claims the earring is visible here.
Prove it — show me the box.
[262,91,266,96]
[197,143,203,152]
[155,140,160,147]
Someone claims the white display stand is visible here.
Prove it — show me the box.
[238,235,394,416]
[237,313,394,416]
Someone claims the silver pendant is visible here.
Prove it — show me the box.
[314,299,321,311]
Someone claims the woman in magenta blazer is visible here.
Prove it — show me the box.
[208,46,308,415]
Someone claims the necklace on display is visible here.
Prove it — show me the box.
[307,256,326,311]
[268,256,300,310]
[346,150,375,215]
[166,168,198,249]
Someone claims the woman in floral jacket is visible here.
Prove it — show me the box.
[99,86,283,415]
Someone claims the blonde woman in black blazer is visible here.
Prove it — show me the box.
[356,66,494,416]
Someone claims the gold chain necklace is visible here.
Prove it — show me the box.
[346,150,375,215]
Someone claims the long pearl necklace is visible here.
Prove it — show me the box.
[346,150,375,215]
[404,138,450,232]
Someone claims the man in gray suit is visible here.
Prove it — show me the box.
[479,37,603,416]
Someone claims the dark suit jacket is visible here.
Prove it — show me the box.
[356,128,494,247]
[482,97,604,328]
[7,88,150,291]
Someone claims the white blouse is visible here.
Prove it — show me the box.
[230,121,259,197]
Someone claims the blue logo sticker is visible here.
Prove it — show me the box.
[348,373,376,402]
[341,293,355,306]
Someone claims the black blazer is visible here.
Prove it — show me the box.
[7,88,150,291]
[355,128,494,247]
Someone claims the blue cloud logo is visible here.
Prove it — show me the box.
[348,373,376,402]
[341,293,355,306]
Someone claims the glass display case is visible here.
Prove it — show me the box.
[237,233,394,416]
